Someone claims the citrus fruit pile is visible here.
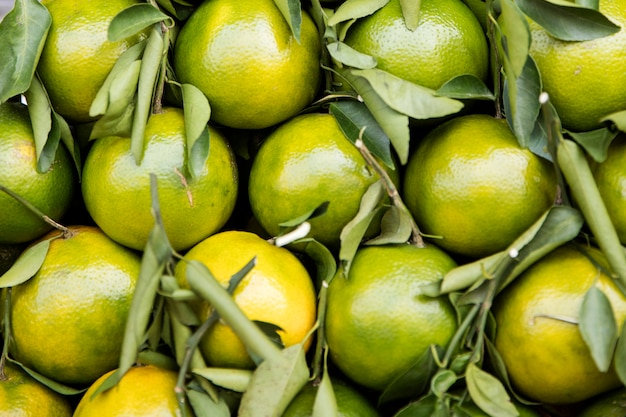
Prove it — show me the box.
[2,0,626,416]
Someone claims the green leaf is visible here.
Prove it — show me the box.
[393,394,437,417]
[54,112,81,180]
[327,0,389,26]
[399,0,420,30]
[615,320,626,386]
[279,201,329,228]
[182,83,211,179]
[380,345,443,404]
[440,251,504,295]
[339,180,386,270]
[8,357,85,396]
[517,0,620,41]
[326,41,378,69]
[350,68,464,121]
[0,0,51,103]
[272,0,302,41]
[238,344,310,417]
[430,369,457,398]
[0,239,49,288]
[580,286,618,373]
[108,3,170,42]
[436,74,495,101]
[498,0,531,78]
[131,25,164,164]
[340,68,411,164]
[557,138,626,285]
[567,127,618,163]
[312,371,338,417]
[298,238,337,287]
[193,368,253,392]
[465,363,519,417]
[329,100,393,168]
[24,74,59,173]
[186,388,231,417]
[602,109,626,133]
[503,57,542,148]
[154,0,195,21]
[365,205,413,246]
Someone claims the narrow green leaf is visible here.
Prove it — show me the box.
[430,369,457,398]
[54,112,81,180]
[576,0,599,9]
[341,68,411,164]
[90,40,146,117]
[186,388,231,417]
[108,3,170,42]
[350,68,464,121]
[193,368,253,392]
[466,363,519,417]
[131,25,164,164]
[238,344,309,417]
[503,57,542,148]
[272,0,302,41]
[393,394,437,417]
[329,100,393,168]
[440,251,504,294]
[154,0,195,21]
[602,109,626,133]
[567,127,618,163]
[498,0,531,78]
[0,239,49,288]
[313,371,338,417]
[339,180,386,270]
[380,345,443,404]
[326,41,377,69]
[0,0,51,103]
[8,358,85,396]
[580,286,618,372]
[436,74,495,101]
[24,74,58,173]
[557,138,626,285]
[399,0,420,30]
[298,238,337,287]
[517,0,620,41]
[182,83,211,179]
[327,0,388,26]
[365,205,413,246]
[615,321,626,386]
[279,201,329,228]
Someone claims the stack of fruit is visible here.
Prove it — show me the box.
[2,0,626,416]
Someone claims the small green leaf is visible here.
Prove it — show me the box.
[393,394,437,417]
[312,371,338,417]
[326,41,377,69]
[272,0,302,41]
[567,127,618,163]
[498,0,531,78]
[327,0,388,26]
[0,0,51,103]
[238,344,310,417]
[108,3,170,42]
[8,357,85,395]
[339,180,386,270]
[436,74,495,101]
[193,368,253,392]
[279,201,329,228]
[430,369,457,398]
[517,0,620,41]
[466,363,519,417]
[186,387,231,417]
[380,345,443,404]
[602,109,626,133]
[131,25,164,164]
[329,100,393,168]
[340,68,411,164]
[440,251,504,294]
[0,239,49,288]
[182,83,211,179]
[580,286,618,372]
[399,0,420,30]
[295,237,337,287]
[615,321,626,386]
[503,57,542,148]
[54,112,81,180]
[154,0,195,21]
[365,205,413,246]
[24,74,58,173]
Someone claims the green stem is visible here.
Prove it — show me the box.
[311,279,330,383]
[0,184,69,237]
[441,303,480,367]
[0,288,12,381]
[185,261,283,365]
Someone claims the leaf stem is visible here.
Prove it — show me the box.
[354,131,425,247]
[0,184,70,237]
[311,279,330,383]
[0,288,12,381]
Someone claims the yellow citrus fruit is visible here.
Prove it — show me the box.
[38,0,147,123]
[81,107,239,252]
[173,0,321,130]
[591,134,626,245]
[403,114,557,259]
[248,112,399,249]
[9,225,141,387]
[493,244,626,404]
[528,0,626,132]
[0,362,73,417]
[283,379,381,417]
[73,364,192,417]
[0,102,76,245]
[343,0,489,89]
[325,243,458,391]
[174,230,317,369]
